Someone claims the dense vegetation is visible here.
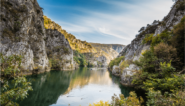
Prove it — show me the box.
[106,14,185,106]
[73,50,88,67]
[0,54,32,106]
[108,56,125,70]
[132,16,185,105]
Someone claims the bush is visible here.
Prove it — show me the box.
[49,57,61,70]
[170,16,185,70]
[89,92,143,106]
[73,51,87,66]
[119,60,129,73]
[132,45,180,91]
[154,42,177,66]
[0,53,32,106]
[142,30,171,49]
[176,1,185,11]
[109,56,125,70]
[147,88,185,106]
[63,46,70,55]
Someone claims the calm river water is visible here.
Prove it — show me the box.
[19,67,134,106]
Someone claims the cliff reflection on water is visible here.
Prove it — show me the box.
[19,67,133,106]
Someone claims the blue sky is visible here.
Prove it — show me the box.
[38,0,174,45]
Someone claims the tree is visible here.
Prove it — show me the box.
[0,53,32,106]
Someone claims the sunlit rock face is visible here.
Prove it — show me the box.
[45,29,74,70]
[43,16,96,53]
[89,43,125,66]
[0,0,74,73]
[0,0,50,74]
[116,0,185,86]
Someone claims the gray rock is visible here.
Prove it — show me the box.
[112,65,120,75]
[0,0,74,74]
[118,0,185,86]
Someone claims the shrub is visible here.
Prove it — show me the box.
[154,42,177,66]
[176,1,185,11]
[73,51,87,66]
[0,53,32,106]
[109,56,125,70]
[170,16,185,70]
[119,60,129,73]
[89,101,109,106]
[142,34,153,44]
[63,46,70,55]
[132,47,180,91]
[88,92,143,106]
[49,58,61,70]
[147,87,185,106]
[142,30,171,49]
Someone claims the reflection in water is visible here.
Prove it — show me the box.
[19,67,133,106]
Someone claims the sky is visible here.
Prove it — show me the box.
[38,0,174,45]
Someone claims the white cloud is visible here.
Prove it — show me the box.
[53,0,174,45]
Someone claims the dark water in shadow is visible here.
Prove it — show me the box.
[18,67,134,106]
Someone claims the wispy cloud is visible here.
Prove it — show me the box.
[41,0,174,45]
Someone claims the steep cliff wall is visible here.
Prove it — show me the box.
[0,0,74,74]
[45,29,74,70]
[43,16,124,66]
[0,0,49,74]
[44,16,96,53]
[89,43,125,66]
[113,0,185,86]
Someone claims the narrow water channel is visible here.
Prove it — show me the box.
[19,67,134,106]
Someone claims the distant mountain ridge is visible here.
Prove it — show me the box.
[90,43,125,53]
[43,16,125,65]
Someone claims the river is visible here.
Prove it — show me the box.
[18,67,134,106]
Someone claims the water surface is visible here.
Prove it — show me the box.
[19,67,133,106]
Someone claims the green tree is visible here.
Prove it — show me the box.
[0,53,32,106]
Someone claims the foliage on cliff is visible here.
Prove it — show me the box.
[0,54,33,106]
[43,16,95,53]
[73,50,87,66]
[132,16,185,105]
[108,56,125,70]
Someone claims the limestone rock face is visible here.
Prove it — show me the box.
[0,0,74,74]
[0,0,50,74]
[117,0,185,86]
[90,43,125,66]
[45,29,74,70]
[120,64,138,86]
[112,65,120,76]
[44,16,96,53]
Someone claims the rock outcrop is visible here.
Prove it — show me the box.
[0,0,74,74]
[44,16,96,53]
[90,43,125,54]
[112,0,185,86]
[90,43,125,66]
[45,29,74,70]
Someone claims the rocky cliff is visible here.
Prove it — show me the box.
[90,43,125,53]
[112,0,185,86]
[45,29,74,70]
[0,0,74,74]
[44,16,96,53]
[89,43,125,66]
[43,16,124,66]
